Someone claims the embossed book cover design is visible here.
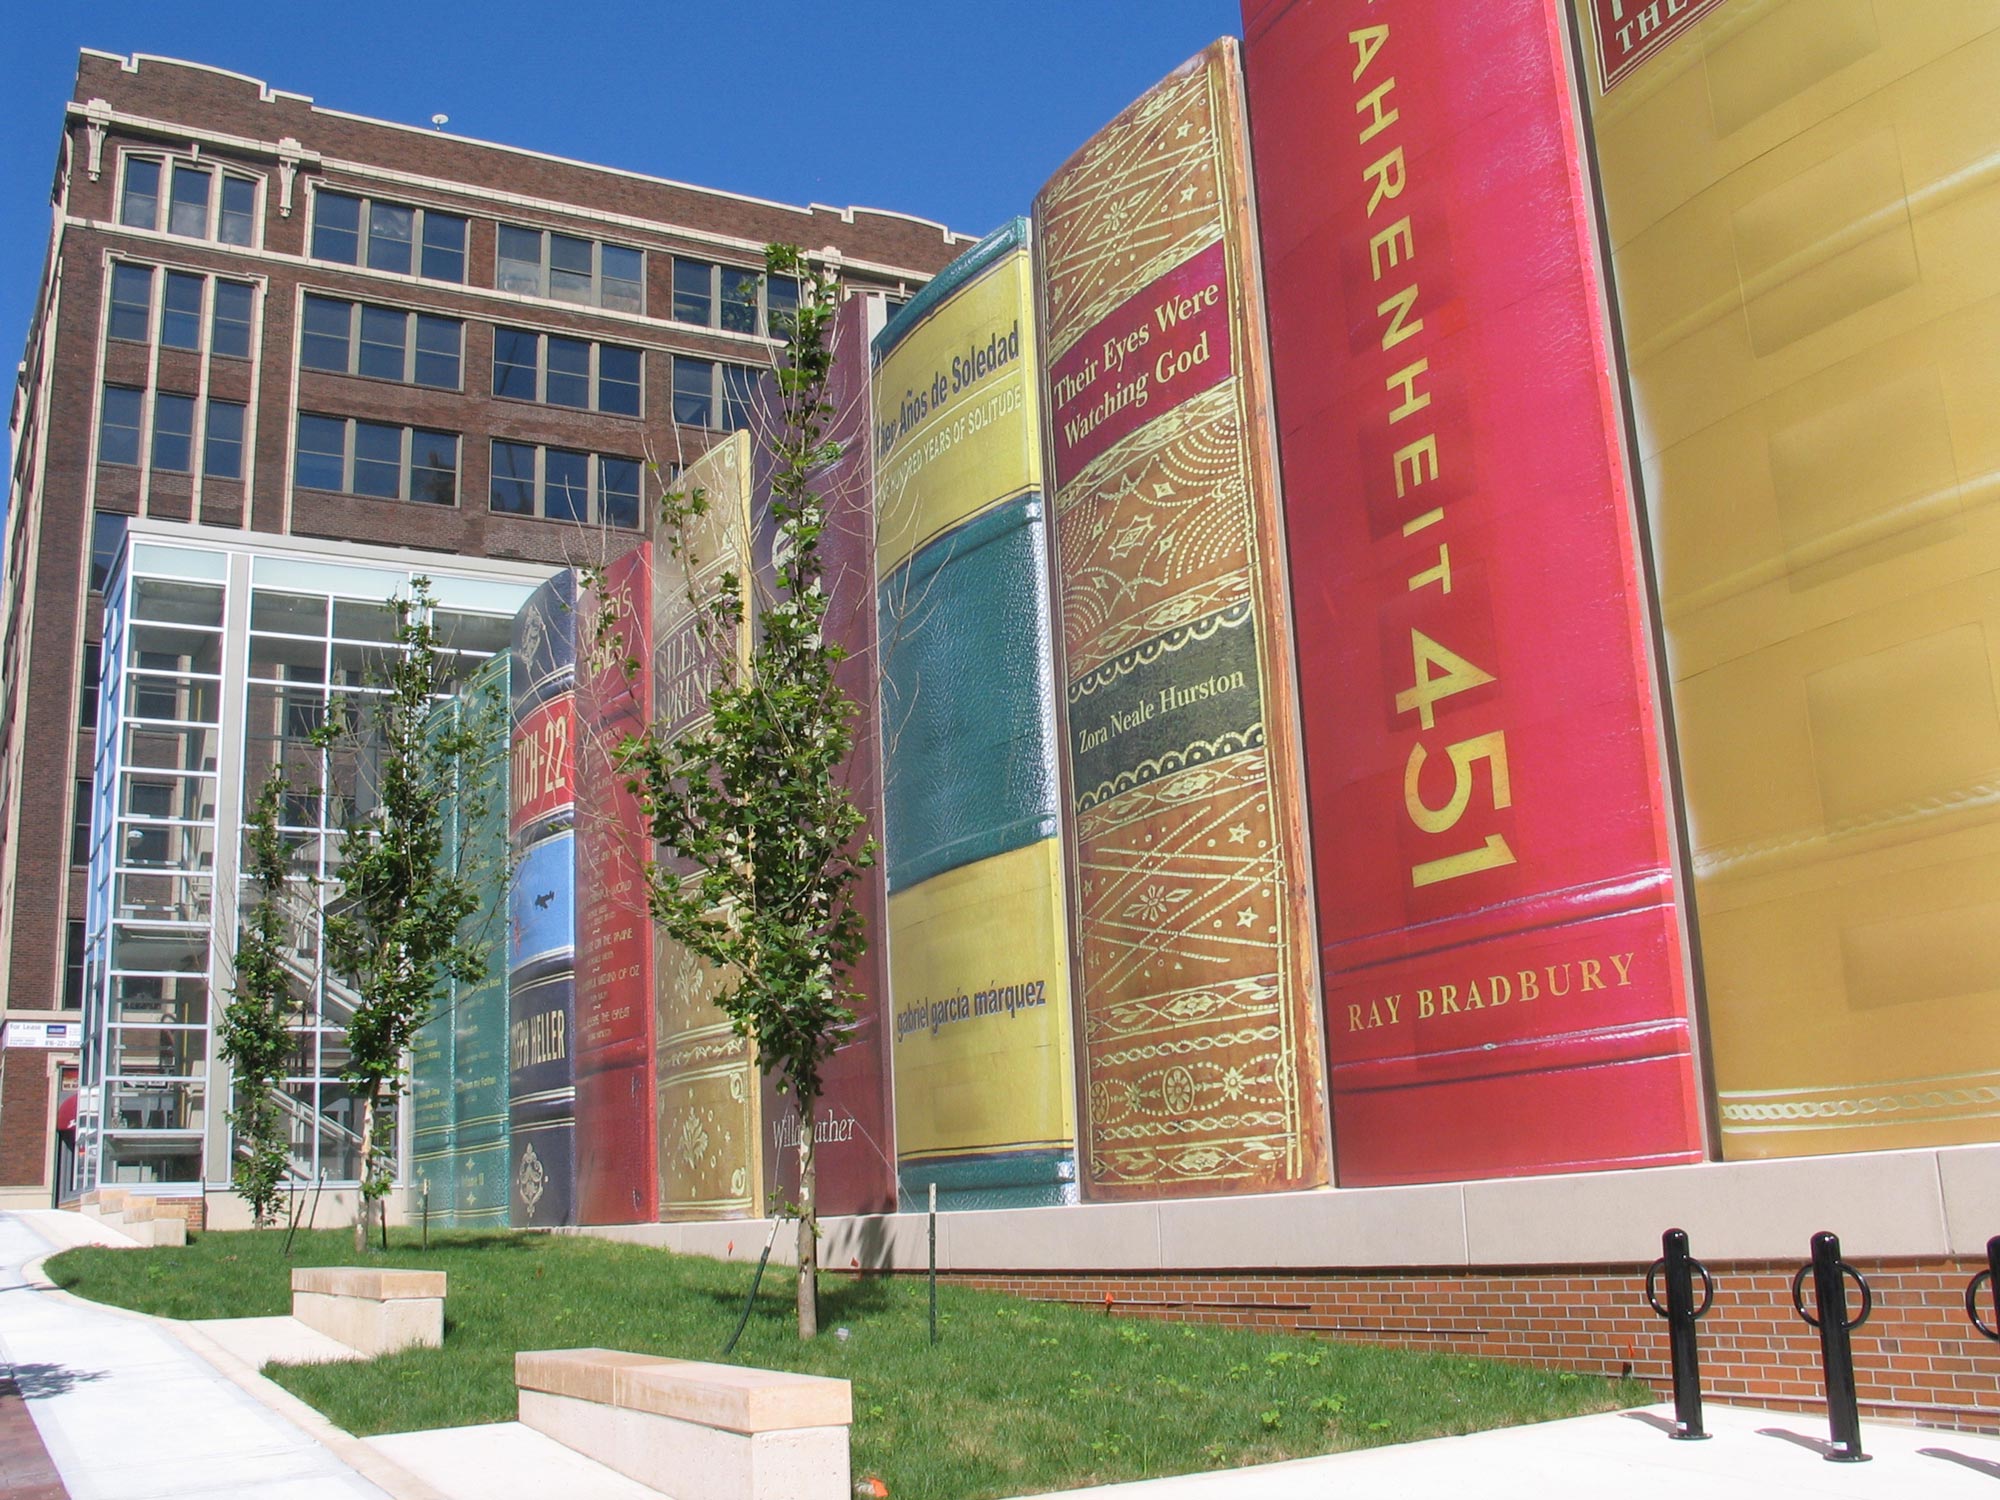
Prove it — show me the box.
[1033,42,1329,1200]
[653,433,762,1218]
[575,545,657,1224]
[508,570,579,1226]
[1242,0,1704,1183]
[874,220,1080,1209]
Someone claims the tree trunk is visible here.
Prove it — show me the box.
[796,1104,818,1340]
[354,1086,376,1253]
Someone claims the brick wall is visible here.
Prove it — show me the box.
[944,1257,2000,1432]
[150,1196,205,1232]
[0,1050,50,1187]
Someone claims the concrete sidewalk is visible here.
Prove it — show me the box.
[0,1209,394,1500]
[1026,1401,2000,1496]
[8,1206,2000,1499]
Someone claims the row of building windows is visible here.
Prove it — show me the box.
[282,419,644,529]
[97,373,741,512]
[493,327,641,414]
[114,265,756,423]
[108,265,255,358]
[113,155,842,336]
[99,388,244,478]
[309,190,468,284]
[495,224,644,312]
[490,441,641,528]
[295,415,459,506]
[301,295,461,388]
[671,257,798,337]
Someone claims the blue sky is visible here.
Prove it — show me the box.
[2,0,1243,475]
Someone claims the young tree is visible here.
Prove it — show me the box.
[218,769,297,1227]
[320,580,487,1251]
[627,244,872,1339]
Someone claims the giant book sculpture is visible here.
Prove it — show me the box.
[1241,0,1705,1182]
[1033,41,1329,1200]
[575,545,658,1224]
[450,652,513,1223]
[508,571,580,1226]
[875,220,1080,1210]
[754,295,899,1218]
[653,433,763,1219]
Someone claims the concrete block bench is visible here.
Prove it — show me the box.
[291,1267,446,1356]
[517,1348,851,1500]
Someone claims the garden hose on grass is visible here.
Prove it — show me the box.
[723,1216,785,1357]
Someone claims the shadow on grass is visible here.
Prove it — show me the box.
[380,1230,540,1255]
[821,1273,895,1321]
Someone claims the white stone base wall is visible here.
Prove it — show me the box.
[520,1389,850,1500]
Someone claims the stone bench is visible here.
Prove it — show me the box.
[516,1348,851,1500]
[291,1267,446,1356]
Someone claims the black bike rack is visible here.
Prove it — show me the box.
[1965,1235,2000,1343]
[1644,1227,1714,1440]
[1790,1230,1872,1462]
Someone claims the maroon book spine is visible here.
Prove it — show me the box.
[754,295,899,1217]
[572,544,659,1223]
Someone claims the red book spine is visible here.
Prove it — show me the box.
[573,545,659,1223]
[1242,0,1706,1184]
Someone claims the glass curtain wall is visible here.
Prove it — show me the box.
[75,530,537,1193]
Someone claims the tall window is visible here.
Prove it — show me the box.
[161,272,204,350]
[64,921,86,1009]
[204,401,246,481]
[119,155,259,245]
[310,191,467,284]
[72,779,93,865]
[670,257,798,336]
[99,387,145,466]
[496,225,643,311]
[150,395,196,473]
[490,328,641,414]
[489,441,641,528]
[294,415,459,505]
[108,264,153,342]
[90,513,128,591]
[81,642,102,729]
[300,296,462,389]
[211,281,254,358]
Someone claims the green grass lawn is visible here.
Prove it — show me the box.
[48,1228,1644,1497]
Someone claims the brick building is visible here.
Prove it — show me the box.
[0,50,969,1207]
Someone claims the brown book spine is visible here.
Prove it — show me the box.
[1032,40,1328,1200]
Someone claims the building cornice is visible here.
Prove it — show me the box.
[64,70,974,267]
